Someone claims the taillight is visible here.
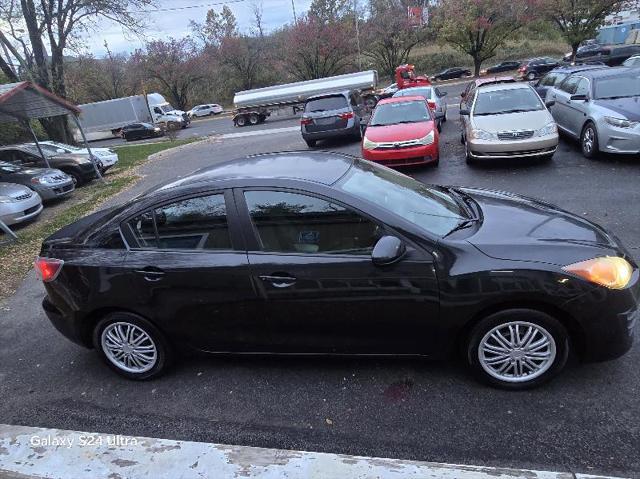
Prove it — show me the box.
[34,257,64,282]
[300,118,312,125]
[518,66,526,72]
[339,112,354,120]
[427,100,436,109]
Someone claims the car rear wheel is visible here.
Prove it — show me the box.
[580,122,599,159]
[93,312,172,380]
[305,139,317,148]
[526,72,536,81]
[466,309,569,389]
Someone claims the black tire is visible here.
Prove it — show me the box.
[437,121,442,133]
[236,115,247,127]
[305,139,317,148]
[442,110,447,123]
[93,312,172,380]
[249,113,259,125]
[63,169,84,186]
[580,122,599,159]
[465,309,569,390]
[526,71,536,81]
[464,141,475,165]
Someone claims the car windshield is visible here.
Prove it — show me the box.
[337,160,466,236]
[473,87,543,115]
[594,73,640,99]
[394,87,432,99]
[23,145,53,157]
[48,142,78,152]
[305,95,348,112]
[370,100,431,126]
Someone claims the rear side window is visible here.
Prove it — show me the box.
[127,193,231,250]
[540,73,565,87]
[305,95,348,112]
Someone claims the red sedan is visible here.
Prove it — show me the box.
[361,96,439,167]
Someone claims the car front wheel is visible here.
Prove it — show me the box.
[93,312,172,380]
[466,309,569,389]
[581,122,599,159]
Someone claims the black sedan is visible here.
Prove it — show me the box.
[121,123,164,141]
[431,67,472,81]
[36,152,638,389]
[483,61,521,75]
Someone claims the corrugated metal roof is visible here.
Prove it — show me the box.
[0,82,80,122]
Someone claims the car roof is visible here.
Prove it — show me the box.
[550,64,607,73]
[152,151,356,193]
[476,82,533,93]
[378,95,426,105]
[575,66,635,79]
[306,90,351,101]
[472,76,516,87]
[396,86,432,92]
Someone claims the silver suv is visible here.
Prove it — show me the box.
[460,83,558,163]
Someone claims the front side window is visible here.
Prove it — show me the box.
[245,190,380,255]
[559,76,579,94]
[473,87,543,115]
[574,78,590,96]
[128,193,231,250]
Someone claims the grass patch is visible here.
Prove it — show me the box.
[0,138,198,302]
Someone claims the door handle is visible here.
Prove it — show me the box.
[134,267,165,282]
[259,274,297,288]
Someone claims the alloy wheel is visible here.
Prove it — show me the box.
[582,127,594,155]
[478,321,556,383]
[101,322,158,373]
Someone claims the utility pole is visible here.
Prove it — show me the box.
[354,0,361,69]
[291,0,298,23]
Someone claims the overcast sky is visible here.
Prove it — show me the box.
[83,0,314,56]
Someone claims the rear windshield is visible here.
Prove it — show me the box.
[305,95,348,112]
[394,87,432,99]
[473,87,543,115]
[370,100,431,126]
[593,72,640,99]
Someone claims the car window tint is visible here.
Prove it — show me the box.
[305,95,348,112]
[128,194,231,250]
[244,190,380,255]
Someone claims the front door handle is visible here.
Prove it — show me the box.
[259,274,297,288]
[134,267,165,282]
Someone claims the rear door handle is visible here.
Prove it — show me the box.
[134,267,165,282]
[259,274,297,288]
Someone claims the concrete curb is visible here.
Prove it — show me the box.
[0,424,627,479]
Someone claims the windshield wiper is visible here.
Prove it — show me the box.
[444,219,479,238]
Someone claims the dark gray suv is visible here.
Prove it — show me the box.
[300,90,366,148]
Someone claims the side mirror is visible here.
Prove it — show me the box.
[570,94,588,101]
[545,100,556,108]
[459,108,470,116]
[371,236,406,266]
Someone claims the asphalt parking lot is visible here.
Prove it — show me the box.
[1,82,639,477]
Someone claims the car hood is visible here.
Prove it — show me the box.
[472,110,551,133]
[593,97,640,122]
[0,182,32,197]
[365,121,433,142]
[457,187,629,266]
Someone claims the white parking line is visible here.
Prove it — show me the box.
[222,126,300,140]
[0,424,627,479]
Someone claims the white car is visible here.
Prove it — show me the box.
[188,104,224,118]
[622,55,640,67]
[0,183,43,226]
[33,141,119,170]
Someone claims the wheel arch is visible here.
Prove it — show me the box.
[80,307,162,349]
[455,300,586,358]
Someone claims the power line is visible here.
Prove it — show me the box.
[132,0,246,14]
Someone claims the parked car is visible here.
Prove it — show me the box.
[362,96,439,167]
[459,76,516,110]
[431,67,472,81]
[518,58,560,81]
[300,90,365,148]
[392,86,448,131]
[37,151,638,389]
[33,141,119,171]
[459,82,558,163]
[481,61,522,75]
[378,82,399,99]
[121,123,164,142]
[0,145,100,186]
[562,44,607,63]
[622,54,640,67]
[0,161,74,201]
[533,64,609,101]
[188,104,224,118]
[0,183,43,226]
[579,45,640,67]
[546,67,640,158]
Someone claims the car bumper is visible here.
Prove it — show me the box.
[302,120,361,141]
[362,143,439,166]
[35,181,75,201]
[0,195,43,225]
[562,269,639,362]
[598,122,640,155]
[468,134,559,159]
[42,296,90,348]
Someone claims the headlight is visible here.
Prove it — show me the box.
[416,130,435,145]
[536,122,557,137]
[0,195,15,203]
[154,127,162,132]
[362,137,379,150]
[469,129,496,140]
[604,116,638,129]
[562,256,633,289]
